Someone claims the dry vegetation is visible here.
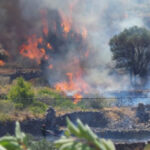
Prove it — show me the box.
[104,107,136,121]
[0,75,137,123]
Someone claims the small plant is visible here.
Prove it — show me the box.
[0,122,56,150]
[0,119,116,150]
[8,77,34,107]
[28,101,48,114]
[0,122,29,150]
[55,118,116,150]
[77,98,115,109]
[0,100,15,113]
[29,139,56,150]
[144,144,150,150]
[37,88,75,109]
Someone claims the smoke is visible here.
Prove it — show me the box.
[0,0,149,95]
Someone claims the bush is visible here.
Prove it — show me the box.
[77,98,105,109]
[0,122,56,150]
[0,120,115,150]
[28,101,48,114]
[77,98,116,109]
[0,113,12,122]
[28,139,56,150]
[88,98,108,109]
[8,77,34,107]
[37,88,75,109]
[14,103,24,110]
[0,100,15,113]
[56,118,115,150]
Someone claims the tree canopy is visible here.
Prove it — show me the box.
[109,26,150,85]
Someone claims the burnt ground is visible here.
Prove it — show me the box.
[0,105,150,150]
[52,106,150,150]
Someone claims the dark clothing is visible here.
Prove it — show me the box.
[41,125,46,138]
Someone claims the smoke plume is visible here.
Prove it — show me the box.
[0,0,149,96]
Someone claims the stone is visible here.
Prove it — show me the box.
[136,103,149,123]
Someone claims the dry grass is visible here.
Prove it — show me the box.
[104,107,136,121]
[0,77,137,123]
[0,110,45,122]
[0,85,11,95]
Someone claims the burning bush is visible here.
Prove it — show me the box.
[37,87,75,109]
[0,44,8,66]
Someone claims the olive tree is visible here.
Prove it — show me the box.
[109,26,150,86]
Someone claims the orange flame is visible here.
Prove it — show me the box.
[20,35,46,64]
[73,93,82,104]
[19,6,90,104]
[55,72,89,104]
[60,11,72,34]
[0,60,5,66]
[61,18,71,33]
[47,43,53,50]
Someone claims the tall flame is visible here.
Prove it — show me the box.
[19,1,90,104]
[55,72,89,104]
[60,11,72,34]
[20,35,46,64]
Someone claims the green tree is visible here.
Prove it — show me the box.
[109,26,150,86]
[8,77,34,107]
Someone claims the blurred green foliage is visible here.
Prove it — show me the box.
[56,118,115,150]
[37,88,75,109]
[8,77,34,107]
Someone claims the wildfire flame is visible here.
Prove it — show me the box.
[0,60,5,66]
[19,1,90,104]
[47,43,53,50]
[20,35,46,64]
[55,72,89,103]
[60,11,72,34]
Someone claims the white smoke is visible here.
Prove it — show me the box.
[3,0,150,94]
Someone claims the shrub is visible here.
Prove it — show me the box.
[0,122,56,150]
[77,98,116,109]
[28,101,48,114]
[14,103,24,110]
[88,98,108,109]
[37,88,75,109]
[0,120,115,150]
[55,118,115,150]
[0,100,15,113]
[0,113,12,122]
[28,139,56,150]
[8,77,34,107]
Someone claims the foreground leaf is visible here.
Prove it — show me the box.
[55,118,115,150]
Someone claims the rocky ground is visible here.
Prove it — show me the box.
[0,104,150,150]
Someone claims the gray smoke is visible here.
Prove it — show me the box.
[1,0,150,95]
